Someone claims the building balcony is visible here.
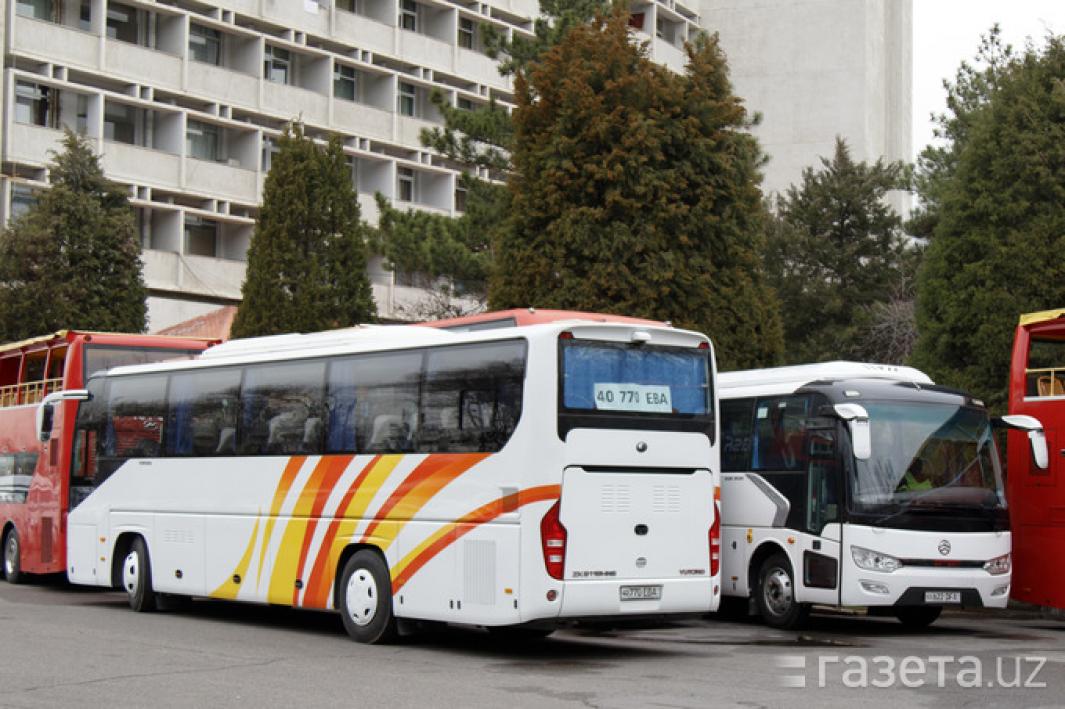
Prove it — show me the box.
[185,158,258,204]
[334,12,395,56]
[257,1,330,37]
[262,81,329,125]
[3,123,69,167]
[396,114,438,147]
[653,37,688,74]
[142,249,246,301]
[101,142,181,190]
[396,31,453,75]
[333,101,393,140]
[186,63,259,109]
[103,40,183,92]
[9,15,99,71]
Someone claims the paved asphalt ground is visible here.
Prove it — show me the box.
[0,577,1063,708]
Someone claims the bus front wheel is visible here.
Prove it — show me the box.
[3,527,23,584]
[123,537,157,612]
[755,552,809,630]
[337,550,398,644]
[894,606,941,629]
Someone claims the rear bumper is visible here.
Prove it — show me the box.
[558,577,717,617]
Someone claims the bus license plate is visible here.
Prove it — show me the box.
[620,585,662,601]
[924,591,961,604]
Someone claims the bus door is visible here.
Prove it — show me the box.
[802,416,843,605]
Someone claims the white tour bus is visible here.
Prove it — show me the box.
[717,362,1046,629]
[43,322,720,642]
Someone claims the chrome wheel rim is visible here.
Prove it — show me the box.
[345,568,378,627]
[123,551,140,597]
[763,567,793,617]
[3,535,15,576]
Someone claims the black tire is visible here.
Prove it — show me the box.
[337,550,398,644]
[3,527,23,584]
[894,606,942,629]
[754,552,809,630]
[122,537,157,612]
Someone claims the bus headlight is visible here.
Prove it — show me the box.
[984,553,1011,576]
[851,545,903,573]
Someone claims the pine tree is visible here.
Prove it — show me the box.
[912,34,1065,410]
[491,8,782,368]
[765,138,912,363]
[0,130,146,340]
[231,124,375,338]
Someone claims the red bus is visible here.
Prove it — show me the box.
[1008,308,1065,609]
[0,330,217,583]
[423,308,665,332]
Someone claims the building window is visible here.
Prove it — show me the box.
[346,156,360,190]
[189,24,222,65]
[107,3,145,45]
[454,183,467,213]
[399,0,417,32]
[397,167,415,202]
[334,63,357,102]
[104,102,138,144]
[78,1,91,30]
[262,136,280,172]
[10,185,37,221]
[14,81,52,127]
[16,0,52,21]
[336,0,360,13]
[184,216,218,257]
[264,45,291,85]
[398,82,416,117]
[456,97,473,111]
[187,120,222,162]
[458,17,474,49]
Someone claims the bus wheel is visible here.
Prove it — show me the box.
[755,552,809,630]
[122,537,157,612]
[337,550,397,644]
[894,606,941,629]
[3,528,23,584]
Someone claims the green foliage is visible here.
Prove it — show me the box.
[232,124,375,338]
[0,130,146,339]
[766,138,912,363]
[912,34,1065,411]
[491,8,782,368]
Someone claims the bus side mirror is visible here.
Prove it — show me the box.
[36,389,90,442]
[833,403,871,461]
[994,414,1049,470]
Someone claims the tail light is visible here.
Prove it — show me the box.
[709,487,721,577]
[541,501,567,580]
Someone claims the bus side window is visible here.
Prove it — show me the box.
[752,396,809,472]
[721,399,754,472]
[167,368,241,457]
[1026,336,1065,397]
[105,374,168,469]
[326,351,423,455]
[241,360,326,455]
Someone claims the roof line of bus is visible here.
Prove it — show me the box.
[0,330,218,356]
[718,361,933,392]
[1019,309,1065,327]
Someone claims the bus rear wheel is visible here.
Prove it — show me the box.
[894,606,941,629]
[123,537,157,612]
[755,552,809,630]
[3,528,23,584]
[337,550,398,644]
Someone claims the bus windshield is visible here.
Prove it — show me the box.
[560,341,711,417]
[850,402,1005,512]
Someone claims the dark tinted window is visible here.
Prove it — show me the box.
[85,345,199,378]
[106,375,168,459]
[751,396,809,472]
[72,378,107,486]
[0,453,37,503]
[721,398,754,471]
[421,341,525,452]
[167,368,241,456]
[241,360,326,455]
[326,351,423,453]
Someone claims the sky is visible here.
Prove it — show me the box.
[913,0,1065,157]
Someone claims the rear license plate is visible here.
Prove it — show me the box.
[620,585,662,601]
[924,591,961,604]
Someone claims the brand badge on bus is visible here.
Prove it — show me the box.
[938,540,951,556]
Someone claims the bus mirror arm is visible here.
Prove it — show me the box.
[35,389,90,443]
[832,403,871,461]
[994,414,1049,470]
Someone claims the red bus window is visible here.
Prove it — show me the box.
[1025,337,1065,397]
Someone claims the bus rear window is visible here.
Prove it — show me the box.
[560,341,710,415]
[85,346,200,378]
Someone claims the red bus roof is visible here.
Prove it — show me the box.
[0,330,219,358]
[422,308,666,330]
[1019,309,1065,329]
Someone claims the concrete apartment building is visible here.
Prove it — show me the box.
[0,0,911,332]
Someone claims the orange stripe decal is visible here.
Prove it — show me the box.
[291,454,354,605]
[390,484,561,594]
[255,456,306,587]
